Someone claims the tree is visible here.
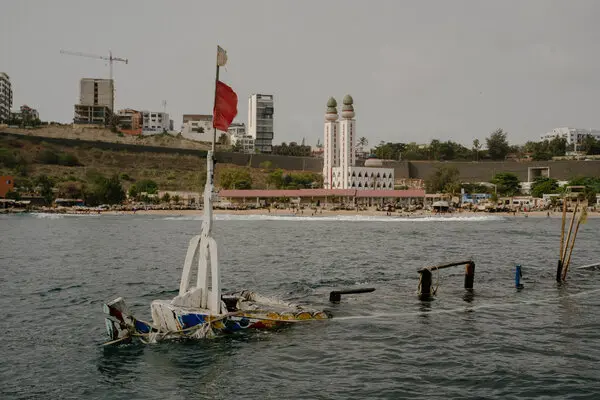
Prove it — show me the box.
[568,176,600,205]
[425,166,460,193]
[266,169,284,189]
[548,136,567,157]
[34,175,55,205]
[491,172,520,196]
[218,133,229,145]
[219,168,252,189]
[161,192,171,203]
[231,141,243,152]
[84,173,125,206]
[372,142,406,160]
[128,184,139,200]
[580,135,600,155]
[472,139,481,161]
[486,129,510,160]
[259,160,273,171]
[172,194,181,205]
[135,179,159,195]
[57,181,83,199]
[530,177,559,198]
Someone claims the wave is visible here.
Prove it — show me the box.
[31,213,101,219]
[164,214,506,222]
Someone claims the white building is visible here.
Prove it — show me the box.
[231,135,255,154]
[0,72,13,122]
[248,94,274,153]
[323,95,394,190]
[541,127,600,147]
[142,111,170,135]
[181,114,214,142]
[227,122,254,153]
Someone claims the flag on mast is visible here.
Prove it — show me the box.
[213,81,238,131]
[217,46,228,67]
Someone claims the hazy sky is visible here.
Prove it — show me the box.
[2,0,599,147]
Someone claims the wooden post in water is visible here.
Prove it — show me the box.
[419,269,432,299]
[557,198,567,282]
[464,261,475,289]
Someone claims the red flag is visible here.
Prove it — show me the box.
[213,80,238,131]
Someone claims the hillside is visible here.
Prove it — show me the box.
[0,134,310,196]
[3,125,212,151]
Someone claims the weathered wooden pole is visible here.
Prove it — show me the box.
[557,198,567,282]
[419,269,432,299]
[562,201,579,265]
[464,261,475,289]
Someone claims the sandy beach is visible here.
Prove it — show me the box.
[96,208,600,218]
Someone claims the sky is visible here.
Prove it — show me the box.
[2,0,600,147]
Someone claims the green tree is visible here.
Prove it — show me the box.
[266,169,284,189]
[580,135,600,155]
[172,195,181,205]
[372,142,407,160]
[34,175,55,204]
[568,176,600,204]
[219,168,252,189]
[259,160,273,171]
[548,136,567,157]
[486,129,510,160]
[530,177,559,198]
[161,192,171,203]
[425,166,460,193]
[231,141,242,152]
[84,173,125,206]
[128,184,139,200]
[135,179,159,194]
[491,172,520,196]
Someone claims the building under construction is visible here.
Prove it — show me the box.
[73,78,114,126]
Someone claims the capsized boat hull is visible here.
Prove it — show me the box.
[103,291,329,345]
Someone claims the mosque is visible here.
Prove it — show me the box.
[322,95,395,190]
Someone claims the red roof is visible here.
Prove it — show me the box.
[218,189,425,198]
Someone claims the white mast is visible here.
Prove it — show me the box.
[176,46,226,314]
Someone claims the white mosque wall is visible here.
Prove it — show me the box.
[331,166,395,190]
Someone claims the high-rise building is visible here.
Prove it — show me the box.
[248,94,274,153]
[0,72,13,122]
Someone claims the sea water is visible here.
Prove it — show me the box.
[1,214,599,399]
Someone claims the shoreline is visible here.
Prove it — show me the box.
[7,208,599,218]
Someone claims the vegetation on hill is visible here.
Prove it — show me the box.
[0,135,304,205]
[371,128,600,161]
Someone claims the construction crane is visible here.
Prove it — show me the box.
[60,49,128,114]
[60,49,128,81]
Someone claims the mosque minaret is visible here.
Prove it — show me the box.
[323,95,394,190]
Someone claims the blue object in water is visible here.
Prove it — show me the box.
[515,264,524,289]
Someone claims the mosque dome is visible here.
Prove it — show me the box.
[325,97,338,121]
[341,94,355,119]
[364,157,384,167]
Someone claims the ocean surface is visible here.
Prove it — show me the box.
[1,213,599,399]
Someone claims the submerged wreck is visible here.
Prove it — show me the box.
[102,46,330,345]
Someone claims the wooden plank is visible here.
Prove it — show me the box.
[418,260,472,273]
